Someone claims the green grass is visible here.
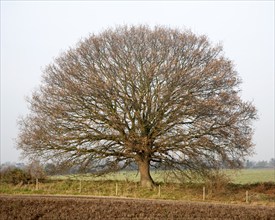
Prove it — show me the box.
[1,178,275,205]
[1,169,274,206]
[228,169,275,184]
[50,169,275,184]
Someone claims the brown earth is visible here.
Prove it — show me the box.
[1,195,275,220]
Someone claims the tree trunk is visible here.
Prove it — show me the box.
[138,159,154,188]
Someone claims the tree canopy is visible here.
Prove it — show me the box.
[18,25,257,187]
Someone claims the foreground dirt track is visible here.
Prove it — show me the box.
[1,195,275,220]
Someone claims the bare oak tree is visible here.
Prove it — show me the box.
[18,26,257,187]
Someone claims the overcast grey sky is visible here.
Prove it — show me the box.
[1,1,274,163]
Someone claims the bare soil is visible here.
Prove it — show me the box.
[1,195,275,219]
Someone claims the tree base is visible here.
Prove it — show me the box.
[140,179,155,188]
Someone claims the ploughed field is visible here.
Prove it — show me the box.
[1,195,275,220]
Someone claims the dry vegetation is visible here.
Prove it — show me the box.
[1,195,275,220]
[1,179,275,206]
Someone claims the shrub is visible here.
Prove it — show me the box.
[204,171,230,193]
[0,167,31,185]
[25,160,47,182]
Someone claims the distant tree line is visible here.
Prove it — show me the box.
[1,158,274,184]
[244,158,275,169]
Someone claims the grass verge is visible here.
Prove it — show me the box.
[1,179,274,206]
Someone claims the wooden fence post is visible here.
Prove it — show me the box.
[158,185,161,197]
[79,179,82,193]
[203,186,206,201]
[35,178,39,190]
[116,183,118,196]
[246,190,249,203]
